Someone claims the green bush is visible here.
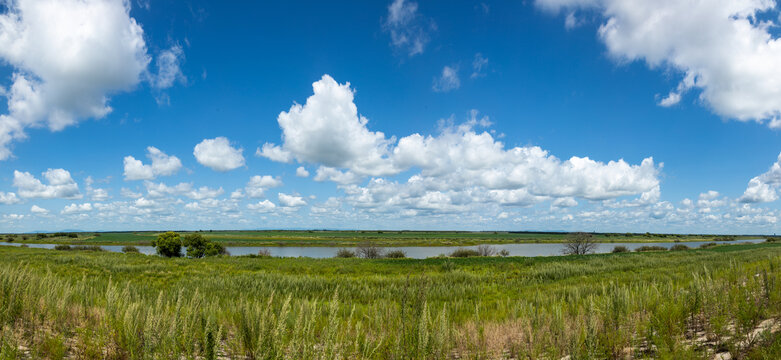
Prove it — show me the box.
[152,231,182,258]
[449,248,480,257]
[182,233,226,258]
[669,244,690,251]
[612,245,629,253]
[335,248,356,258]
[634,246,667,252]
[499,249,510,257]
[384,250,406,259]
[122,245,140,254]
[53,244,71,251]
[699,242,718,249]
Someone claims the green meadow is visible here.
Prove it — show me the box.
[1,230,756,247]
[2,242,781,359]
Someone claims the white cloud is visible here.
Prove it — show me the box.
[433,66,460,92]
[278,193,306,207]
[13,168,80,199]
[537,0,781,127]
[245,175,282,198]
[0,0,152,159]
[90,188,110,202]
[296,166,310,177]
[259,75,397,176]
[30,205,48,214]
[123,146,182,180]
[471,53,489,79]
[62,202,92,214]
[313,166,362,185]
[0,192,20,204]
[383,0,432,56]
[247,199,276,212]
[150,45,185,89]
[186,186,224,200]
[194,137,245,171]
[740,152,781,203]
[120,187,142,199]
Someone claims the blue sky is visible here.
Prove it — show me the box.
[0,0,780,233]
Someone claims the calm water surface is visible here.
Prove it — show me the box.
[0,239,764,258]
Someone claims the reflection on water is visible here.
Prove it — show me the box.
[0,239,764,259]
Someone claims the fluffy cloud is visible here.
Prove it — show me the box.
[259,75,397,176]
[247,199,276,212]
[383,0,432,56]
[0,192,20,204]
[123,146,182,180]
[62,202,93,214]
[142,181,223,200]
[278,193,306,207]
[13,169,80,199]
[245,175,283,198]
[0,0,151,159]
[296,166,310,177]
[150,45,185,90]
[433,66,460,92]
[30,205,48,214]
[194,137,245,171]
[740,152,781,203]
[260,75,661,214]
[537,0,781,127]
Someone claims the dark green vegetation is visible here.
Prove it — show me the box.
[151,232,227,258]
[0,230,765,247]
[1,243,781,358]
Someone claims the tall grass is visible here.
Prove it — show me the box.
[0,243,781,358]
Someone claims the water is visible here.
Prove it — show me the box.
[0,239,765,259]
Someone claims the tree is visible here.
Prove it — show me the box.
[561,232,597,255]
[153,231,182,257]
[182,233,226,258]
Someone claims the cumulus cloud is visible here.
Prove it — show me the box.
[0,192,20,204]
[296,166,310,177]
[0,0,152,159]
[245,175,283,198]
[150,45,185,89]
[194,137,245,171]
[30,205,48,214]
[13,169,80,199]
[537,0,781,127]
[433,66,460,92]
[260,75,661,214]
[259,75,397,176]
[247,199,276,212]
[383,0,432,56]
[278,193,306,207]
[740,152,781,203]
[123,146,182,180]
[62,202,92,214]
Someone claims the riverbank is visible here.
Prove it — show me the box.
[0,230,762,247]
[1,243,781,358]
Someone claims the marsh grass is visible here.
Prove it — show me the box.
[0,243,780,358]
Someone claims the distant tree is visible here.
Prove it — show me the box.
[153,231,182,258]
[182,233,226,258]
[476,244,497,256]
[562,232,597,255]
[356,242,384,259]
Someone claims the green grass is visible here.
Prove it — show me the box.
[0,230,763,247]
[1,242,781,358]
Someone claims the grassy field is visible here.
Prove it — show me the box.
[0,230,761,247]
[1,242,781,359]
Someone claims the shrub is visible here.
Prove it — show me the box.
[4,235,14,242]
[612,246,630,253]
[766,237,780,243]
[449,248,480,258]
[699,242,718,249]
[182,233,227,258]
[335,248,356,258]
[36,233,48,240]
[257,249,272,257]
[54,245,104,252]
[67,233,78,238]
[53,244,71,251]
[385,250,406,259]
[669,244,690,251]
[152,231,182,258]
[562,232,597,255]
[122,245,140,254]
[635,246,667,252]
[476,244,497,256]
[19,244,28,248]
[498,249,510,257]
[356,243,384,259]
